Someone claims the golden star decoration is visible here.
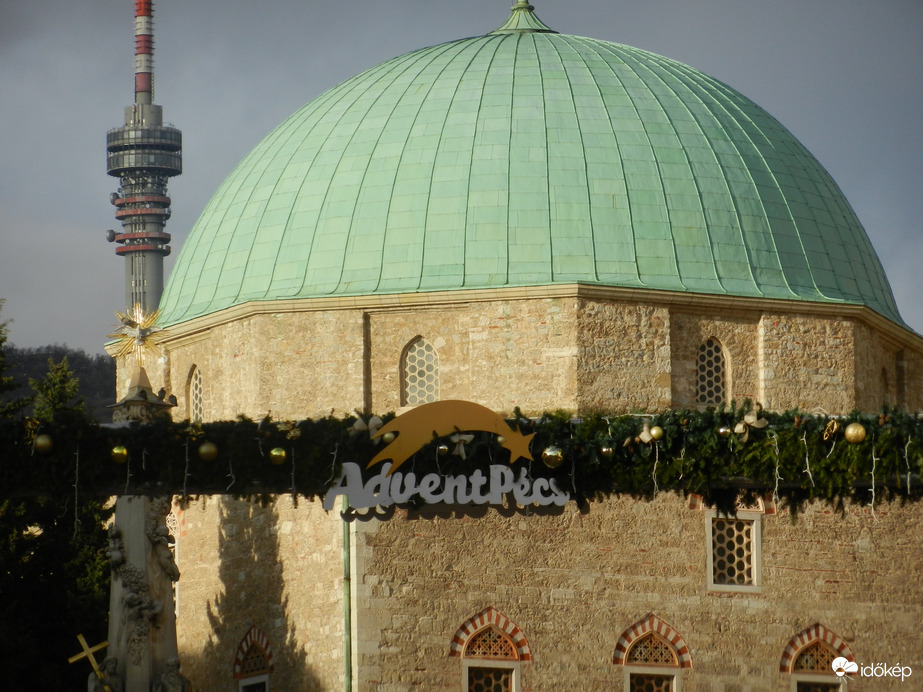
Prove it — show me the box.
[107,303,166,367]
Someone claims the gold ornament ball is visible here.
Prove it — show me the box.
[496,435,506,445]
[382,432,396,444]
[111,446,129,464]
[718,426,732,437]
[33,434,53,454]
[844,422,867,444]
[437,444,450,456]
[600,446,614,458]
[198,441,218,461]
[650,426,664,441]
[269,447,287,465]
[542,445,564,468]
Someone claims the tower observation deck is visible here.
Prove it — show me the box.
[107,0,181,313]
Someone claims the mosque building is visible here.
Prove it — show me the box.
[112,2,922,690]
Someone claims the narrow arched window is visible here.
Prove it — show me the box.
[780,624,853,691]
[625,633,679,691]
[234,626,274,691]
[614,614,691,691]
[880,367,890,406]
[450,607,530,692]
[696,338,727,405]
[465,627,519,690]
[401,337,439,406]
[188,366,204,422]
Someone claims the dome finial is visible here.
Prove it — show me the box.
[490,0,557,34]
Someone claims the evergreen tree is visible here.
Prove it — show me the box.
[29,356,86,422]
[0,303,111,687]
[0,300,31,418]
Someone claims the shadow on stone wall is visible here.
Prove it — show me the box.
[186,498,323,691]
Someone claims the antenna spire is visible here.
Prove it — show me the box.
[134,0,154,104]
[106,0,182,315]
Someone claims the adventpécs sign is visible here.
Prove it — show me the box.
[323,400,570,510]
[323,462,570,510]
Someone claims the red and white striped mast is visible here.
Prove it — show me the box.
[106,0,182,314]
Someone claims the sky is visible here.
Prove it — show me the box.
[1,0,921,354]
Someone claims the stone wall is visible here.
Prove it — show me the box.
[162,310,367,421]
[146,291,923,423]
[366,296,580,415]
[757,313,857,413]
[576,301,671,412]
[173,498,345,691]
[352,497,922,691]
[140,289,923,691]
[670,310,760,408]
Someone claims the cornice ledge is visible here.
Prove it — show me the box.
[157,285,923,352]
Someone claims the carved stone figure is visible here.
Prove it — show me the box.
[87,656,122,692]
[146,497,181,582]
[123,589,162,664]
[152,658,190,692]
[106,524,124,570]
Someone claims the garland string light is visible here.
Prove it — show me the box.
[290,448,297,508]
[906,438,913,493]
[124,452,132,496]
[434,443,443,475]
[870,441,879,519]
[2,404,921,515]
[226,456,235,492]
[326,443,339,487]
[770,432,782,508]
[801,433,815,487]
[652,442,660,495]
[183,441,190,504]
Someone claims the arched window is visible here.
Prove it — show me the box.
[234,626,274,691]
[401,337,439,406]
[696,338,727,405]
[187,366,204,422]
[881,366,890,406]
[450,607,531,692]
[614,614,690,692]
[780,624,854,691]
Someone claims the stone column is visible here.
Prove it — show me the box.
[105,367,186,690]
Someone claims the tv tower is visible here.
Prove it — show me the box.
[106,0,181,314]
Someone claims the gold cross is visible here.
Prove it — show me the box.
[68,634,112,692]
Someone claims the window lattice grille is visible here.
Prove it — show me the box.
[794,642,838,672]
[629,673,674,692]
[711,518,754,585]
[626,634,677,666]
[240,645,269,676]
[190,367,204,422]
[696,339,726,404]
[796,683,840,692]
[401,338,439,406]
[466,628,517,660]
[467,667,512,692]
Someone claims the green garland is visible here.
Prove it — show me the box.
[1,404,921,514]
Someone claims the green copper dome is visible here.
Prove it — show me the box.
[159,3,902,325]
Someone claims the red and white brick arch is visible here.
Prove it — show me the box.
[779,623,854,673]
[449,606,532,661]
[613,613,692,669]
[233,624,274,679]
